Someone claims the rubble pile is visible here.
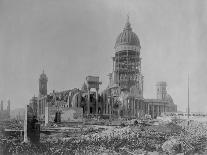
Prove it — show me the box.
[1,120,207,154]
[0,120,23,131]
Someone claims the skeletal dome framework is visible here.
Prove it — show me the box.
[115,16,141,52]
[111,16,143,96]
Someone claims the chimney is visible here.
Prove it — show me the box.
[7,100,10,119]
[1,100,3,111]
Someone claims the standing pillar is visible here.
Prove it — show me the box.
[87,88,90,115]
[45,102,49,126]
[131,99,133,117]
[158,105,160,117]
[133,99,136,117]
[106,99,108,114]
[1,100,3,111]
[164,104,166,112]
[96,88,99,115]
[137,100,140,117]
[135,100,138,118]
[37,99,39,119]
[147,103,150,115]
[160,105,163,114]
[109,98,112,119]
[24,105,28,143]
[152,105,154,119]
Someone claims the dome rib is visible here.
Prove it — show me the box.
[115,18,140,48]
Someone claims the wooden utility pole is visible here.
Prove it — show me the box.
[24,105,28,143]
[188,74,190,125]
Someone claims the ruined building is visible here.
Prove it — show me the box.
[34,17,177,122]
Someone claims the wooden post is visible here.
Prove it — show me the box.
[87,88,90,115]
[24,105,28,143]
[45,103,49,126]
[96,89,99,115]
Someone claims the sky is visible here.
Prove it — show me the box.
[0,0,207,112]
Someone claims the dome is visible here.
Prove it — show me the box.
[115,17,140,49]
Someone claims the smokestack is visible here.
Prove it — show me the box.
[7,100,10,111]
[7,100,10,119]
[1,100,3,111]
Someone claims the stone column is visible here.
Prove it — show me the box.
[45,102,49,126]
[131,98,134,117]
[133,99,136,117]
[109,98,112,118]
[158,105,160,117]
[106,98,108,114]
[96,88,99,115]
[37,99,39,119]
[164,104,166,112]
[147,103,150,115]
[152,105,154,119]
[135,100,138,118]
[160,106,162,116]
[24,105,28,143]
[137,101,139,118]
[87,88,90,115]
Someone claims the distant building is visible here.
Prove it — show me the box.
[29,96,38,116]
[144,82,177,118]
[0,100,10,120]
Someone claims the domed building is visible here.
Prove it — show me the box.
[102,17,177,119]
[35,16,177,122]
[115,16,140,50]
[110,16,143,94]
[103,17,144,118]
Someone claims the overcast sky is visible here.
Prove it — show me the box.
[0,0,207,112]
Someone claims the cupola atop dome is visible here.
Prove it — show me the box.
[115,16,141,52]
[124,15,132,31]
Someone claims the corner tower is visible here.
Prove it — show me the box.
[112,16,143,96]
[39,70,48,97]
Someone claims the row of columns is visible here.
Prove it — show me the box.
[103,97,168,119]
[149,104,166,119]
[103,97,147,118]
